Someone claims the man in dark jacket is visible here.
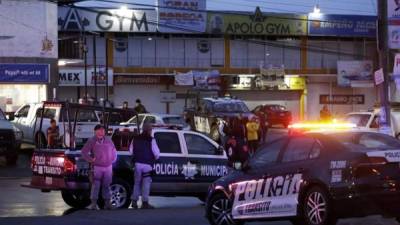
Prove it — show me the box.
[82,124,117,210]
[129,123,160,209]
[134,99,148,114]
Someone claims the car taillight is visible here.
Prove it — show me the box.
[64,157,75,173]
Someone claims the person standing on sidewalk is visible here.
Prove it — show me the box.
[134,99,148,114]
[129,123,160,209]
[82,124,117,210]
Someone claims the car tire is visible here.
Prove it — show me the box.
[206,193,243,225]
[35,132,46,148]
[108,178,131,209]
[61,190,91,209]
[298,186,337,225]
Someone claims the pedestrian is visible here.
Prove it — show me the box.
[218,116,229,146]
[225,117,249,172]
[320,105,332,121]
[254,108,268,144]
[129,123,160,209]
[81,124,117,210]
[246,116,260,155]
[121,101,135,121]
[134,99,148,114]
[47,118,60,148]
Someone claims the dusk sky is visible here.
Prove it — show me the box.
[77,0,377,15]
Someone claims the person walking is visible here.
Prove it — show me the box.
[129,123,160,209]
[218,117,229,146]
[254,109,268,144]
[225,116,249,171]
[134,99,148,114]
[246,116,260,155]
[121,101,135,121]
[82,124,117,210]
[320,105,332,121]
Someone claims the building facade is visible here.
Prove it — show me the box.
[57,5,378,120]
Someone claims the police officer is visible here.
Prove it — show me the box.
[82,124,117,210]
[129,123,160,209]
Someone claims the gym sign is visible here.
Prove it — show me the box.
[207,7,307,36]
[58,6,157,32]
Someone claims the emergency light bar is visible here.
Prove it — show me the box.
[288,121,356,130]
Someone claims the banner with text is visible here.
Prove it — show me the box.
[157,0,207,33]
[337,60,373,87]
[59,67,113,86]
[308,14,376,37]
[58,7,157,32]
[207,8,307,35]
[0,64,49,83]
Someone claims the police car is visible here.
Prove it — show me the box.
[26,127,228,209]
[205,123,400,225]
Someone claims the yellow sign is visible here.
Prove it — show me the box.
[288,77,306,90]
[207,7,307,36]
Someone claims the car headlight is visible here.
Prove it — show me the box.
[12,125,23,141]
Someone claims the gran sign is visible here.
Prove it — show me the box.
[58,7,157,32]
[58,67,113,86]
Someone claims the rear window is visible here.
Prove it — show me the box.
[327,132,400,151]
[212,102,249,113]
[36,108,57,119]
[268,105,286,111]
[66,108,99,122]
[162,116,187,125]
[344,114,371,127]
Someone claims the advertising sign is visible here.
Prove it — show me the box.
[59,67,113,86]
[175,71,194,86]
[308,14,376,37]
[337,61,373,87]
[58,6,157,32]
[114,75,173,85]
[192,70,220,90]
[374,68,384,85]
[157,0,207,33]
[207,7,307,36]
[388,0,400,20]
[389,25,400,49]
[319,95,365,105]
[394,53,400,75]
[0,64,49,83]
[160,91,176,103]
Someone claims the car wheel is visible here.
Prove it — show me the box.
[5,152,18,165]
[61,190,91,209]
[206,193,243,225]
[109,178,131,209]
[300,186,336,225]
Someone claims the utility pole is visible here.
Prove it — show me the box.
[93,35,98,103]
[378,0,391,127]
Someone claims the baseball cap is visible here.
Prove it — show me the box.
[94,124,105,131]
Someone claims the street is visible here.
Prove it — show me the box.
[0,132,398,225]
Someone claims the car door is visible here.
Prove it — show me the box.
[182,131,227,188]
[14,104,31,142]
[151,130,188,193]
[231,138,299,220]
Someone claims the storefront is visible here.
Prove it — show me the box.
[0,64,50,113]
[58,67,113,102]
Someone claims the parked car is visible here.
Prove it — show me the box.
[121,113,190,131]
[253,104,292,128]
[184,93,254,142]
[23,101,228,209]
[12,102,127,148]
[0,108,22,165]
[206,129,400,225]
[344,107,400,138]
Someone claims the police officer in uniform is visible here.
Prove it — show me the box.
[82,124,117,210]
[129,123,160,209]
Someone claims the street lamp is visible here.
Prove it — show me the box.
[309,4,322,18]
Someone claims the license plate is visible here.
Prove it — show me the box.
[77,161,89,169]
[45,177,52,185]
[280,113,285,116]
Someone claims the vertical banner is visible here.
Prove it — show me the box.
[157,0,207,33]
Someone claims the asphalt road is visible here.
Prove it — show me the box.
[0,130,398,225]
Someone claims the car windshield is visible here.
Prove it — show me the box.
[0,109,5,120]
[213,102,249,113]
[344,114,371,127]
[269,105,286,111]
[162,116,187,126]
[327,132,400,151]
[248,138,288,169]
